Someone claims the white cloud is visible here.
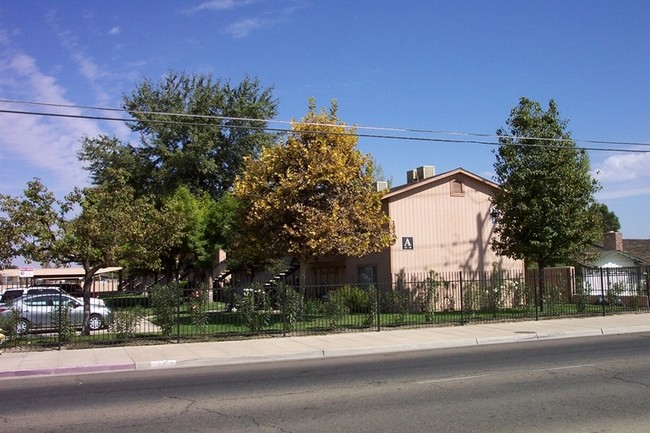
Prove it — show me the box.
[224,18,263,38]
[593,152,650,182]
[184,0,255,14]
[0,49,103,195]
[184,0,300,38]
[108,27,121,35]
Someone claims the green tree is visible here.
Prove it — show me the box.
[77,135,143,191]
[78,72,276,280]
[162,186,236,281]
[490,97,601,309]
[120,72,278,200]
[0,178,184,334]
[593,202,621,233]
[231,99,395,281]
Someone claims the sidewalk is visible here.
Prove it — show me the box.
[2,313,650,379]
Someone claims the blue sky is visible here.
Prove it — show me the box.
[1,1,649,239]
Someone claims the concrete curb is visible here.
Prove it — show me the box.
[0,362,134,379]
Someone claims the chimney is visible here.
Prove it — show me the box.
[603,231,623,251]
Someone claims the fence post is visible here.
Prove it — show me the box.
[459,272,464,325]
[375,282,381,332]
[534,268,539,321]
[57,290,63,351]
[282,284,287,337]
[645,267,650,309]
[600,268,606,316]
[176,285,181,343]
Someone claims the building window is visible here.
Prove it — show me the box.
[450,179,465,197]
[358,265,377,288]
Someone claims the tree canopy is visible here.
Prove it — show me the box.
[231,99,395,271]
[76,72,277,279]
[161,186,237,280]
[490,97,602,271]
[594,202,621,234]
[80,72,278,201]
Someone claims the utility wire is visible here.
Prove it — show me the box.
[1,99,649,153]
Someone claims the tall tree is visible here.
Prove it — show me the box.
[78,72,277,280]
[490,97,601,308]
[120,72,278,200]
[594,202,621,233]
[0,178,184,334]
[231,99,395,280]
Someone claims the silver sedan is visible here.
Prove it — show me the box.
[0,293,110,334]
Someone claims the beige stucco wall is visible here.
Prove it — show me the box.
[345,171,523,284]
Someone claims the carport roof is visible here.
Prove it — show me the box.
[0,267,122,279]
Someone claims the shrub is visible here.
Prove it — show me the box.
[274,283,303,333]
[463,282,484,312]
[238,283,271,333]
[416,271,443,322]
[323,291,350,329]
[188,287,209,336]
[380,289,409,325]
[573,282,590,313]
[606,282,625,307]
[0,308,20,340]
[363,285,379,328]
[335,285,369,313]
[51,304,75,342]
[304,298,323,316]
[108,306,146,340]
[150,284,183,337]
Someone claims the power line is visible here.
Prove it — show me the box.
[1,99,649,153]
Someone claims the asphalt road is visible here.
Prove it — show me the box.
[3,333,650,432]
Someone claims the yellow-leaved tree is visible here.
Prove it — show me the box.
[231,99,395,283]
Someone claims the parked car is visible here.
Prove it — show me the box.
[30,282,86,298]
[0,285,103,305]
[0,287,62,305]
[0,293,111,334]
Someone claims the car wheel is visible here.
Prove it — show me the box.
[88,314,104,331]
[16,319,30,335]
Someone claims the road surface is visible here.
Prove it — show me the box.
[2,333,650,432]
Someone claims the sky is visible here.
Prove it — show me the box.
[0,0,649,240]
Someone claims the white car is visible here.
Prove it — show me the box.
[0,293,110,334]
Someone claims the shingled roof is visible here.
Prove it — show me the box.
[623,239,650,264]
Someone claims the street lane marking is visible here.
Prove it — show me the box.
[417,375,486,384]
[417,365,596,384]
[535,364,595,372]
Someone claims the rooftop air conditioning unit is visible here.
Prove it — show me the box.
[417,165,435,180]
[374,181,389,192]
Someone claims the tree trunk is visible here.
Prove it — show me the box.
[299,258,308,297]
[81,265,99,336]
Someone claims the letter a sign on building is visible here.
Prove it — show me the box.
[402,237,414,250]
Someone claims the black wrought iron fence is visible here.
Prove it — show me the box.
[1,266,648,351]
